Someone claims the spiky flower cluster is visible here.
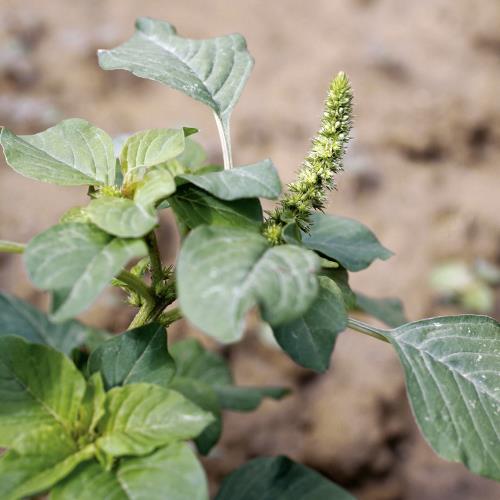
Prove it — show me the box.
[264,72,353,243]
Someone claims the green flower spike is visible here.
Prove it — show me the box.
[265,72,353,241]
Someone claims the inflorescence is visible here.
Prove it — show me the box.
[264,72,353,244]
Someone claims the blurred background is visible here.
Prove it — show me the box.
[1,0,500,498]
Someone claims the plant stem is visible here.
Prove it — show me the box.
[146,231,163,287]
[347,317,390,343]
[128,301,155,329]
[214,113,233,169]
[117,270,155,306]
[159,307,182,326]
[0,240,25,254]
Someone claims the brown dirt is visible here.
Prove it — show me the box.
[1,0,500,498]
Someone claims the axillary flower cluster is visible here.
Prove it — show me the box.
[263,72,353,244]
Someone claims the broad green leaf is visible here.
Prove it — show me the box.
[355,292,407,328]
[78,372,106,436]
[0,426,95,500]
[26,223,111,290]
[169,341,288,453]
[175,138,207,169]
[119,128,185,175]
[133,165,176,208]
[178,159,281,200]
[387,315,500,480]
[96,383,213,457]
[88,323,175,390]
[60,206,91,224]
[177,226,320,343]
[170,377,222,455]
[215,456,354,500]
[273,276,348,372]
[301,213,393,271]
[0,292,108,355]
[170,185,263,231]
[170,338,232,385]
[0,119,115,186]
[214,386,289,412]
[0,336,86,447]
[98,17,254,169]
[171,339,288,412]
[281,221,302,244]
[51,442,208,500]
[321,267,356,309]
[87,197,158,237]
[25,222,147,321]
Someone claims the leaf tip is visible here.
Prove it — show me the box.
[135,16,177,36]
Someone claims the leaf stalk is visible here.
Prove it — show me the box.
[347,317,390,343]
[0,240,26,254]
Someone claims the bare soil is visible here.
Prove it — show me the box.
[1,1,500,498]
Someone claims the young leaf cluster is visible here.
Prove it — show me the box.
[0,15,499,499]
[0,299,288,499]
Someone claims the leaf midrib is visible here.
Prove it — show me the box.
[139,32,218,113]
[398,342,500,469]
[395,332,500,403]
[122,328,160,385]
[0,357,74,436]
[7,130,98,184]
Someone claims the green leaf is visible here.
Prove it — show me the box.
[0,119,115,186]
[78,372,106,436]
[281,221,302,245]
[170,185,263,231]
[119,128,185,176]
[87,197,158,237]
[355,292,407,328]
[387,315,500,480]
[98,17,253,169]
[178,159,281,200]
[0,336,86,447]
[25,222,147,321]
[175,138,207,169]
[168,341,288,452]
[0,292,108,355]
[170,339,232,386]
[134,165,176,208]
[60,206,91,224]
[88,323,175,390]
[321,267,356,310]
[0,426,95,500]
[171,339,287,412]
[273,276,348,372]
[177,226,320,343]
[215,456,355,500]
[214,386,289,412]
[96,383,213,457]
[169,377,222,455]
[52,443,208,500]
[301,213,393,271]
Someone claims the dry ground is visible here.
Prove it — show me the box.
[1,1,500,498]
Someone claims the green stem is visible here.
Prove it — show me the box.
[122,234,178,329]
[159,307,182,326]
[146,231,163,287]
[128,302,155,329]
[128,300,174,329]
[214,113,233,169]
[347,317,390,343]
[117,270,155,307]
[0,240,25,254]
